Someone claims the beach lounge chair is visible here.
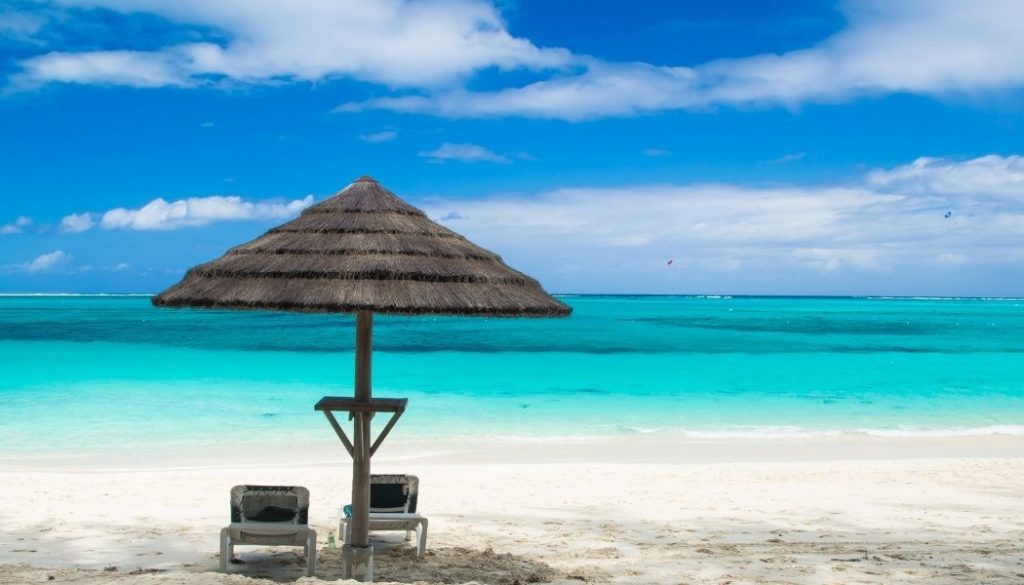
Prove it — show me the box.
[339,474,428,558]
[220,485,317,577]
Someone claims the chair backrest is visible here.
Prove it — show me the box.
[230,485,309,524]
[369,474,418,513]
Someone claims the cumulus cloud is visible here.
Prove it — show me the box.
[99,194,314,231]
[346,60,697,120]
[425,184,911,253]
[2,250,71,273]
[344,0,1024,120]
[60,194,313,232]
[359,130,398,143]
[702,0,1024,104]
[59,212,95,233]
[866,154,1024,200]
[418,142,511,164]
[25,250,69,272]
[419,154,1024,293]
[15,1,1024,121]
[14,0,569,89]
[0,216,33,235]
[19,49,193,88]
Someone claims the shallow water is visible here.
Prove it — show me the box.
[1,295,1022,455]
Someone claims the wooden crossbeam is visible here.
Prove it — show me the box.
[315,397,407,413]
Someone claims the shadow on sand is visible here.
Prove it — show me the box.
[223,536,563,584]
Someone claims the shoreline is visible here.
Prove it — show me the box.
[3,432,1022,472]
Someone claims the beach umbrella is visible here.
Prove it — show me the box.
[153,176,570,580]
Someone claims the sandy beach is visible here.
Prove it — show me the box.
[2,435,1023,585]
[6,0,1024,583]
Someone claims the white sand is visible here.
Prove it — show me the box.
[2,435,1023,584]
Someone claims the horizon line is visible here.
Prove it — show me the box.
[0,292,1022,301]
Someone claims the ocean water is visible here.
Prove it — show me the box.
[1,295,1023,457]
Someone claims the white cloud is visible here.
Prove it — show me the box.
[344,0,1024,120]
[702,0,1024,104]
[16,1,1024,120]
[19,49,194,88]
[771,152,806,164]
[27,250,70,272]
[866,154,1024,199]
[3,250,72,273]
[0,216,33,235]
[425,184,909,252]
[790,247,883,273]
[347,60,697,121]
[98,194,314,231]
[0,10,44,41]
[511,151,537,162]
[57,194,313,233]
[418,154,1024,292]
[15,0,569,89]
[437,211,464,221]
[359,130,398,143]
[59,212,95,233]
[418,142,510,164]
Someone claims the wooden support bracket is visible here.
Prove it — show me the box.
[316,397,408,460]
[322,410,355,457]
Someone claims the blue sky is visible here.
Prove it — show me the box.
[1,0,1023,295]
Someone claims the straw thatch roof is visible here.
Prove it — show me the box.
[153,176,571,317]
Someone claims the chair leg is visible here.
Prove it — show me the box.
[416,519,428,559]
[305,529,317,577]
[219,528,231,572]
[405,529,412,542]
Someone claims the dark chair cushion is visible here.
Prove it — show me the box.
[248,505,297,523]
[370,484,408,510]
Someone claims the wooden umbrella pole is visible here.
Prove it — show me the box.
[350,310,373,550]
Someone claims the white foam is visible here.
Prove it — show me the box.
[847,425,1024,438]
[483,434,607,444]
[676,426,843,439]
[442,425,1024,444]
[675,425,1024,439]
[616,425,665,435]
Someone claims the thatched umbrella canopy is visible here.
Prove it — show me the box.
[154,175,569,316]
[153,176,570,580]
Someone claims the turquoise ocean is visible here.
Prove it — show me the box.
[1,295,1023,459]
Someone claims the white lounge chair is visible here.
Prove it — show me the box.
[339,474,428,558]
[220,485,317,576]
